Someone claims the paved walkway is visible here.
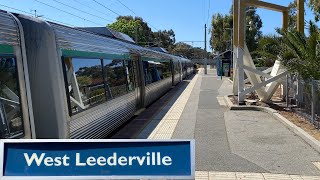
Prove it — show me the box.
[116,68,320,179]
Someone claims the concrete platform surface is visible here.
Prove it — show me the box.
[115,68,320,178]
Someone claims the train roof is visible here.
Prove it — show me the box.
[77,27,136,44]
[0,11,21,48]
[4,10,191,63]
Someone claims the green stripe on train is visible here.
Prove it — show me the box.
[61,49,130,59]
[0,44,14,54]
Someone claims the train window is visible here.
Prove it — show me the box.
[174,62,180,74]
[0,57,24,138]
[143,61,159,85]
[103,59,128,99]
[143,60,172,85]
[63,57,136,115]
[158,61,172,79]
[64,58,106,113]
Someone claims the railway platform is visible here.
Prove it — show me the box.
[112,68,320,180]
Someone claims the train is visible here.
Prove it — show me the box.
[0,10,194,139]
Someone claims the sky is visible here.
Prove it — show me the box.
[0,0,318,52]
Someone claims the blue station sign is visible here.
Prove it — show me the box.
[0,139,194,179]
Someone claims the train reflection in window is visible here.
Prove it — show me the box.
[64,58,135,115]
[64,58,106,114]
[0,57,23,138]
[143,60,172,85]
[103,59,127,99]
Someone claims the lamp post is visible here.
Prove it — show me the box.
[225,28,233,78]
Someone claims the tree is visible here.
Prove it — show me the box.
[308,0,320,22]
[279,21,320,80]
[108,16,154,45]
[108,16,177,51]
[210,6,263,53]
[153,30,176,52]
[210,13,231,53]
[288,1,297,29]
[245,8,263,52]
[171,42,193,58]
[191,47,207,59]
[288,0,320,23]
[171,42,207,59]
[252,35,282,67]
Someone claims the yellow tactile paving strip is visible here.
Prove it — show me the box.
[195,171,320,180]
[147,71,200,140]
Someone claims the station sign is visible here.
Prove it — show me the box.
[0,139,194,179]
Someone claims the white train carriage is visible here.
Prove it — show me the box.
[0,11,34,139]
[0,11,193,139]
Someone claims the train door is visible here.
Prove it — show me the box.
[171,60,175,86]
[131,53,145,110]
[179,61,183,81]
[0,12,35,139]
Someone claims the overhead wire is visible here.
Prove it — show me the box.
[0,4,74,27]
[116,0,136,15]
[34,0,104,26]
[92,0,121,16]
[52,0,113,23]
[72,0,115,19]
[115,0,158,31]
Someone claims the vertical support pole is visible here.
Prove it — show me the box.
[230,29,233,77]
[282,10,289,31]
[297,78,301,106]
[286,74,290,108]
[204,24,208,74]
[237,1,245,103]
[232,0,239,95]
[220,59,223,80]
[297,0,304,34]
[237,47,245,103]
[283,10,289,104]
[311,80,316,124]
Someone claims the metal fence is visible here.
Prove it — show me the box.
[286,74,320,129]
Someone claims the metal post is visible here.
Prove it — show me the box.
[237,47,245,103]
[297,76,302,107]
[204,24,208,74]
[237,1,245,104]
[232,0,239,95]
[220,59,223,80]
[286,74,289,108]
[311,80,316,124]
[282,75,287,102]
[230,29,233,76]
[297,0,304,34]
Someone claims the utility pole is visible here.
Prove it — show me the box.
[204,24,208,74]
